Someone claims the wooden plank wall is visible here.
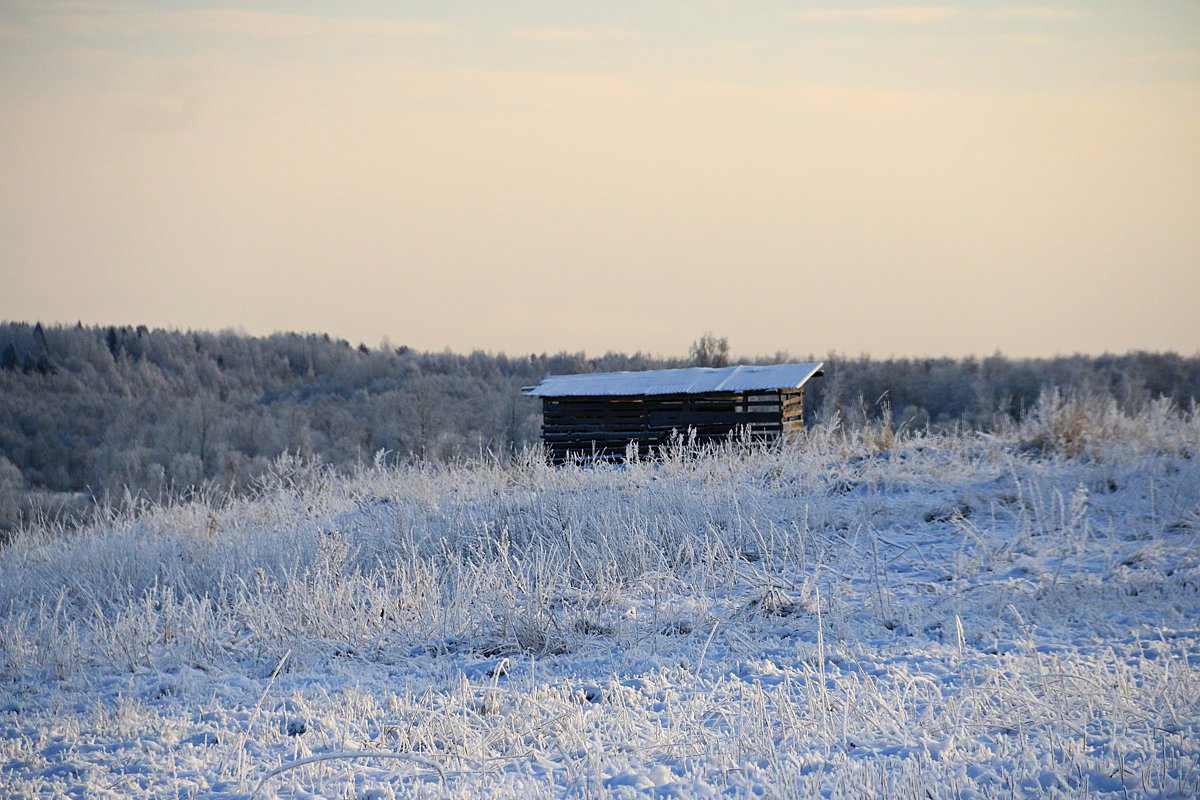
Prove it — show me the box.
[780,387,805,434]
[542,391,789,462]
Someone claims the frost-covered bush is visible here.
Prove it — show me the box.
[1011,389,1198,459]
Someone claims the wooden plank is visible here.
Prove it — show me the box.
[544,393,748,405]
[547,402,739,417]
[545,404,644,411]
[543,415,651,423]
[544,428,781,443]
[544,416,650,425]
[547,417,787,429]
[648,417,777,429]
[546,405,777,419]
[544,418,784,430]
[543,433,660,441]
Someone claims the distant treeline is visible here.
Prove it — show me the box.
[1,321,1198,531]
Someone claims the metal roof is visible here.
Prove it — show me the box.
[522,362,824,398]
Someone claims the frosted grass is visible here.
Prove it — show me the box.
[0,402,1198,797]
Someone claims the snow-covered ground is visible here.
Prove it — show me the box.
[2,398,1198,798]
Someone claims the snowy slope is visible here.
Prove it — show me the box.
[1,401,1198,798]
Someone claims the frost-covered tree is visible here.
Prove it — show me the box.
[689,333,730,368]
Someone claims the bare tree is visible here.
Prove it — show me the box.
[689,333,730,368]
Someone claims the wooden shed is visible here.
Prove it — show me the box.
[523,362,824,463]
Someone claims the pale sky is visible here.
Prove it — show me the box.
[2,2,1198,358]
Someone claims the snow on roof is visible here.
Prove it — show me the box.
[522,362,824,398]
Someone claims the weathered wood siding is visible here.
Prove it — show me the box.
[542,390,791,462]
[780,387,805,434]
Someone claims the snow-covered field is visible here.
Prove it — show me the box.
[2,397,1199,798]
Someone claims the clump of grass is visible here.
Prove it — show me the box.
[1011,389,1199,459]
